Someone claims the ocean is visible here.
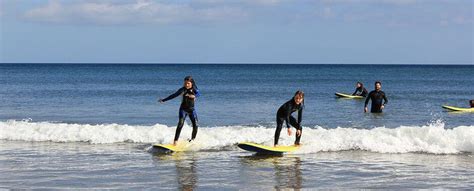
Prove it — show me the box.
[0,64,473,189]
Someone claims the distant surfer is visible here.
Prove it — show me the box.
[159,76,200,145]
[364,81,388,113]
[352,82,368,97]
[274,90,304,147]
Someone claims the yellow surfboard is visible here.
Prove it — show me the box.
[153,141,190,152]
[442,105,474,112]
[335,92,364,99]
[237,142,299,154]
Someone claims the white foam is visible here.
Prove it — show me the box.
[0,120,473,154]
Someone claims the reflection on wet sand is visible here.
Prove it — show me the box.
[240,154,303,190]
[153,152,197,191]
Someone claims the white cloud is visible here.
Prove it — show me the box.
[196,0,285,6]
[321,0,420,5]
[23,0,249,25]
[322,7,335,19]
[310,0,473,27]
[247,0,283,6]
[19,0,473,27]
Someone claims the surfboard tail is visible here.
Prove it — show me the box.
[237,142,299,154]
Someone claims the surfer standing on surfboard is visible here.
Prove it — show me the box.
[364,81,388,113]
[274,90,304,147]
[159,76,200,146]
[352,82,368,97]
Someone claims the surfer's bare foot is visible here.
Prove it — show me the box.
[173,141,177,146]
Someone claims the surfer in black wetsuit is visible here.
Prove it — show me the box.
[159,76,200,145]
[352,82,368,97]
[274,90,304,147]
[364,81,388,113]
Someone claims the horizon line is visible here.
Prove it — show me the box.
[0,62,473,66]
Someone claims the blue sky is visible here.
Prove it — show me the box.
[0,0,472,64]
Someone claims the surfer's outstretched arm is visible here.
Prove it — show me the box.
[160,88,184,103]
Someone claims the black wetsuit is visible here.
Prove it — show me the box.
[162,87,200,141]
[274,99,303,145]
[352,87,368,97]
[365,90,388,113]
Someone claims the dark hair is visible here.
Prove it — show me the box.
[184,76,198,89]
[294,90,305,106]
[375,81,382,86]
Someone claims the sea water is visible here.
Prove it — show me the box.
[0,64,473,189]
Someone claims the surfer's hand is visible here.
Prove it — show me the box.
[381,105,385,110]
[364,107,368,113]
[296,129,301,136]
[287,128,292,136]
[159,99,164,103]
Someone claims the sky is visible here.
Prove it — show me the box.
[0,0,472,64]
